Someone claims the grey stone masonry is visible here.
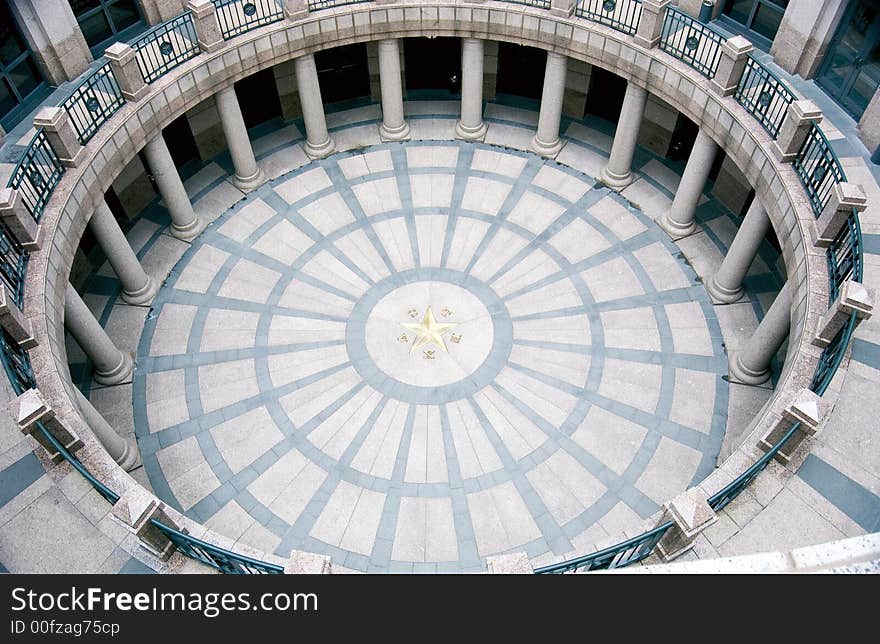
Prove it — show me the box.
[0,188,43,251]
[550,0,577,17]
[655,487,717,561]
[758,388,825,464]
[812,182,868,248]
[9,388,82,462]
[813,280,874,348]
[710,36,753,97]
[486,552,534,574]
[772,100,823,163]
[635,0,671,49]
[33,107,85,167]
[112,488,181,560]
[187,0,224,54]
[105,43,148,102]
[284,551,332,574]
[284,0,309,20]
[0,288,36,349]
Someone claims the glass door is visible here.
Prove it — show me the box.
[818,1,880,119]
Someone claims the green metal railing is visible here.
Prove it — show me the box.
[131,12,200,84]
[577,0,642,36]
[827,209,862,302]
[659,7,724,79]
[213,0,284,39]
[6,129,65,223]
[0,221,28,308]
[734,56,794,140]
[810,312,857,396]
[0,327,36,394]
[793,124,845,216]
[60,61,125,146]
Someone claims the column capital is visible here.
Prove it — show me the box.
[655,487,716,561]
[812,182,868,247]
[635,0,672,49]
[105,42,148,102]
[773,100,823,163]
[486,552,534,574]
[813,280,875,348]
[710,35,754,97]
[0,187,42,251]
[284,550,333,574]
[186,0,224,53]
[33,107,85,167]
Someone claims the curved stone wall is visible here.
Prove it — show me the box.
[22,1,825,570]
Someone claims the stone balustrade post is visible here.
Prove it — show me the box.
[710,35,754,97]
[112,489,180,559]
[0,188,42,251]
[812,182,868,247]
[186,0,224,53]
[33,107,85,167]
[772,100,822,163]
[9,389,83,461]
[758,389,826,464]
[284,551,333,574]
[285,0,309,20]
[635,0,671,49]
[550,0,577,17]
[813,280,874,348]
[104,43,148,101]
[0,289,36,349]
[654,488,717,561]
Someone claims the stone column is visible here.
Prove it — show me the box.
[657,128,718,239]
[89,198,158,306]
[706,199,771,304]
[728,280,792,386]
[294,53,335,159]
[455,38,488,142]
[377,39,410,142]
[143,134,203,241]
[531,52,568,158]
[600,82,649,189]
[74,388,140,471]
[64,284,133,386]
[215,85,266,192]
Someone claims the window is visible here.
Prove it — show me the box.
[69,0,144,53]
[721,0,788,48]
[0,0,48,130]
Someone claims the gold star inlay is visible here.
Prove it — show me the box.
[400,306,457,354]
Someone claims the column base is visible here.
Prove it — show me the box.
[657,211,696,240]
[232,165,267,193]
[379,120,411,142]
[94,351,134,387]
[116,437,142,472]
[727,351,771,386]
[454,120,488,142]
[304,136,336,160]
[705,274,745,305]
[120,275,160,307]
[530,135,563,158]
[170,215,206,243]
[599,164,634,190]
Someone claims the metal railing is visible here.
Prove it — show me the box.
[793,124,846,216]
[213,0,285,39]
[0,222,28,308]
[131,12,200,84]
[6,129,65,223]
[150,520,284,574]
[577,0,642,36]
[60,62,125,146]
[534,521,673,573]
[659,7,724,78]
[0,327,36,394]
[734,56,795,139]
[827,210,863,302]
[810,312,857,396]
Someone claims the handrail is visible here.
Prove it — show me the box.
[59,61,125,146]
[130,12,200,84]
[659,7,725,79]
[734,55,795,140]
[0,1,866,576]
[213,0,285,40]
[576,0,642,36]
[0,221,28,308]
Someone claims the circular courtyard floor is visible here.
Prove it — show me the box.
[134,141,728,572]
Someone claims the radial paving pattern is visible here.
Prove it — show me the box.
[134,141,729,572]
